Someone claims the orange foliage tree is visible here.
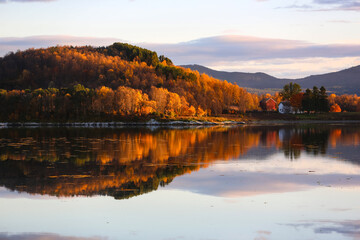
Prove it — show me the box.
[290,93,304,113]
[330,104,341,112]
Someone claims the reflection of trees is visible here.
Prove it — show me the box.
[280,126,329,159]
[0,125,359,199]
[0,127,262,199]
[302,128,329,155]
[280,125,360,160]
[328,127,360,147]
[0,127,262,165]
[283,136,302,160]
[0,159,195,200]
[282,127,329,159]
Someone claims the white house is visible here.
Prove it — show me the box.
[278,101,294,114]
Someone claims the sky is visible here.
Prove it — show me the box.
[1,0,360,78]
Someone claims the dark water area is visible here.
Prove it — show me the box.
[1,124,360,240]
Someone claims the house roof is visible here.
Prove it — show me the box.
[260,98,276,103]
[279,101,292,107]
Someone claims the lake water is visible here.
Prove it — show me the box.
[1,124,360,240]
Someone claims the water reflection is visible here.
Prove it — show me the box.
[0,124,360,199]
[0,233,104,240]
[168,156,360,198]
[280,127,330,159]
[285,220,360,240]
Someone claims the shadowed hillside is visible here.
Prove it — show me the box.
[182,64,360,95]
[297,65,360,94]
[182,64,285,89]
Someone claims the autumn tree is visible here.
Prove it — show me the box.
[280,82,301,100]
[330,104,341,112]
[289,93,304,113]
[93,86,115,115]
[330,94,360,112]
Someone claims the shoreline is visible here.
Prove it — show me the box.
[0,119,246,128]
[1,119,360,128]
[246,119,360,125]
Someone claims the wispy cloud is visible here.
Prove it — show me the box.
[0,0,56,3]
[286,220,360,239]
[143,35,360,63]
[317,2,360,11]
[1,35,360,78]
[210,57,360,79]
[280,0,360,11]
[277,4,314,10]
[0,233,106,240]
[0,35,123,56]
[168,154,360,197]
[314,220,360,239]
[327,20,354,23]
[314,0,358,5]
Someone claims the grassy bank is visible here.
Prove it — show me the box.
[227,112,360,122]
[144,112,360,123]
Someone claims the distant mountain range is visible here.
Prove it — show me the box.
[182,64,360,95]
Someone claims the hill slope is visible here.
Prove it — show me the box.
[0,44,260,117]
[182,64,360,95]
[297,65,360,94]
[182,64,287,89]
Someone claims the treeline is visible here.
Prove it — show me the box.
[276,83,330,113]
[329,94,360,112]
[0,85,206,121]
[302,86,329,112]
[264,82,360,113]
[0,44,260,117]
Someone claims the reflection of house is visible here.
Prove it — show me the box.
[260,98,277,111]
[278,101,294,114]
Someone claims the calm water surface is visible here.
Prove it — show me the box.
[0,124,360,240]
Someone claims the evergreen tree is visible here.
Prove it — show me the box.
[301,86,329,113]
[319,86,329,112]
[280,82,302,100]
[312,86,320,112]
[302,88,313,112]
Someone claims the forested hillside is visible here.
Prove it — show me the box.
[0,43,259,121]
